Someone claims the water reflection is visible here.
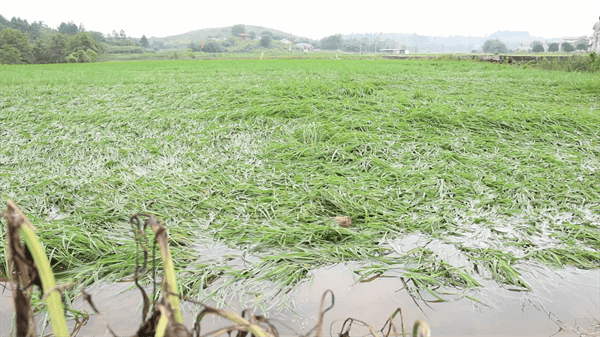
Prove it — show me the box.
[2,262,597,336]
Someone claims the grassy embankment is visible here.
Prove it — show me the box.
[98,49,377,62]
[1,59,598,307]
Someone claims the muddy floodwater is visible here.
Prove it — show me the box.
[1,261,598,336]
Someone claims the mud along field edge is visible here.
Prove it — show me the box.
[0,59,598,308]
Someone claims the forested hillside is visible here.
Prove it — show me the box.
[0,15,144,64]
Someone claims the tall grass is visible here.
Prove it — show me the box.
[1,59,598,307]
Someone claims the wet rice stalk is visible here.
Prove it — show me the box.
[1,59,598,314]
[3,202,433,337]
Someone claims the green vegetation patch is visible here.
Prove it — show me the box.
[1,59,598,306]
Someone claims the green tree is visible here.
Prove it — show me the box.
[152,40,165,50]
[561,42,575,52]
[532,41,544,53]
[1,16,45,41]
[0,15,9,30]
[342,38,360,52]
[50,33,69,62]
[10,16,30,33]
[576,41,588,51]
[203,41,223,53]
[88,31,106,43]
[188,41,202,52]
[482,39,508,53]
[260,31,272,48]
[249,31,256,39]
[67,32,102,55]
[33,38,52,63]
[29,21,46,41]
[140,35,149,48]
[0,28,33,63]
[58,21,79,36]
[320,34,343,50]
[224,36,235,47]
[232,24,245,36]
[548,43,559,52]
[0,44,21,64]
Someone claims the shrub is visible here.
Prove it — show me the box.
[65,50,92,63]
[590,51,600,72]
[188,42,203,52]
[576,42,588,51]
[260,31,272,48]
[65,53,78,63]
[203,41,223,53]
[527,53,600,73]
[548,43,559,52]
[85,49,98,61]
[532,43,544,53]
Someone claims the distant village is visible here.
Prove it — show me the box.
[211,33,315,52]
[200,29,596,55]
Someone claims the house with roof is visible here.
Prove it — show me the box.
[562,36,587,44]
[514,41,532,53]
[379,46,410,54]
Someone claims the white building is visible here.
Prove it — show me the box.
[295,43,314,52]
[379,48,409,54]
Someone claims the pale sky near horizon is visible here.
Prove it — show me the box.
[1,0,599,40]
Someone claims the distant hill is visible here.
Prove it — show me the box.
[148,25,303,49]
[343,31,549,53]
[149,25,551,52]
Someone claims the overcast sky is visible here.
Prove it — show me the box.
[2,0,599,40]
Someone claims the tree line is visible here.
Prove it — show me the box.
[0,15,150,64]
[482,38,588,54]
[3,16,590,64]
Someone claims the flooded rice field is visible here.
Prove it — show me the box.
[2,59,599,336]
[2,239,598,336]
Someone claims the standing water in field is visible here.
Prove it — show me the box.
[2,248,596,336]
